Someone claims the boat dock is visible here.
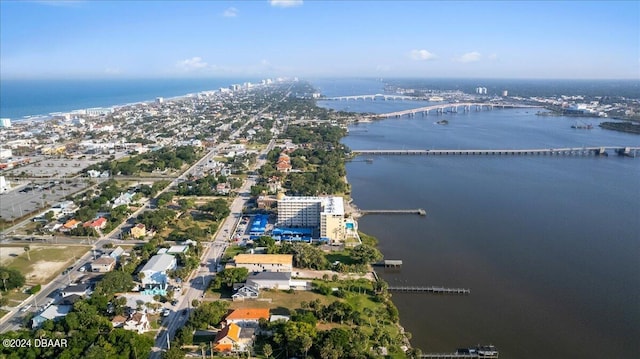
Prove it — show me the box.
[388,286,470,295]
[374,260,403,268]
[420,353,498,358]
[360,209,426,216]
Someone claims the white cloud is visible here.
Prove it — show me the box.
[488,53,498,60]
[410,49,437,61]
[176,57,209,71]
[223,7,238,17]
[455,51,482,63]
[269,0,303,8]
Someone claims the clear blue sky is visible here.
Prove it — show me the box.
[1,0,638,79]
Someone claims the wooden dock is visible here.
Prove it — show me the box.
[374,260,403,267]
[420,354,497,358]
[360,208,426,216]
[388,286,470,295]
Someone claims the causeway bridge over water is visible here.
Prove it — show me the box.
[323,93,423,101]
[376,102,541,118]
[352,146,640,157]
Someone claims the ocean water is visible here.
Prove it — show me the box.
[314,78,640,358]
[0,78,254,119]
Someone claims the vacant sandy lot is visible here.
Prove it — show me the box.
[0,246,25,265]
[0,245,90,284]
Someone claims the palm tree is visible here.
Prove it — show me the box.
[24,246,31,261]
[263,343,273,358]
[1,271,9,291]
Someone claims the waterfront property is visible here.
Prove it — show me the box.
[230,254,293,273]
[276,195,346,242]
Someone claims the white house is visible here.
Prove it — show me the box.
[139,254,177,295]
[32,305,73,329]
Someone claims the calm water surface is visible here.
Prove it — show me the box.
[314,79,640,358]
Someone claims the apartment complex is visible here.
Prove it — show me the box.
[276,196,345,242]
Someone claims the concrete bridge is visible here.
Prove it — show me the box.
[351,147,640,157]
[376,102,541,118]
[323,93,422,101]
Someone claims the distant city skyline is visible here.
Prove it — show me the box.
[1,0,638,80]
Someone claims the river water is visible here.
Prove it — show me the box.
[313,79,640,358]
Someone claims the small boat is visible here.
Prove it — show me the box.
[436,119,449,125]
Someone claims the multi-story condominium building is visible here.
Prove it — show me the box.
[276,196,345,242]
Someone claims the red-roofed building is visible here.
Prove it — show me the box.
[214,323,241,352]
[83,217,107,229]
[224,308,270,327]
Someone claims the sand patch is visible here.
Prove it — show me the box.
[27,260,68,282]
[0,246,27,266]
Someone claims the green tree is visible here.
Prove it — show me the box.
[350,244,382,264]
[162,346,186,359]
[94,271,134,296]
[211,267,249,289]
[188,301,230,329]
[199,199,230,221]
[0,266,25,291]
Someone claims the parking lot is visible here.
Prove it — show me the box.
[2,154,112,178]
[0,180,89,221]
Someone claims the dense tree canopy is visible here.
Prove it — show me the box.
[0,266,25,291]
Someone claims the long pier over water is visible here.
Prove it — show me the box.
[352,146,640,157]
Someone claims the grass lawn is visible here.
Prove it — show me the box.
[2,290,31,306]
[325,250,357,265]
[0,309,9,319]
[1,244,91,284]
[221,245,246,262]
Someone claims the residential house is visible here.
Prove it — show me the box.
[123,312,150,334]
[50,201,79,218]
[111,312,150,334]
[214,323,242,352]
[167,245,189,255]
[112,192,134,208]
[61,219,81,231]
[109,246,125,260]
[139,254,177,295]
[275,152,292,173]
[245,271,292,290]
[62,283,92,298]
[91,256,116,272]
[231,254,293,273]
[224,308,270,328]
[83,217,107,229]
[130,223,147,239]
[216,182,230,195]
[231,286,260,301]
[111,315,128,328]
[31,305,73,329]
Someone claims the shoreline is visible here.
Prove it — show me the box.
[0,78,261,121]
